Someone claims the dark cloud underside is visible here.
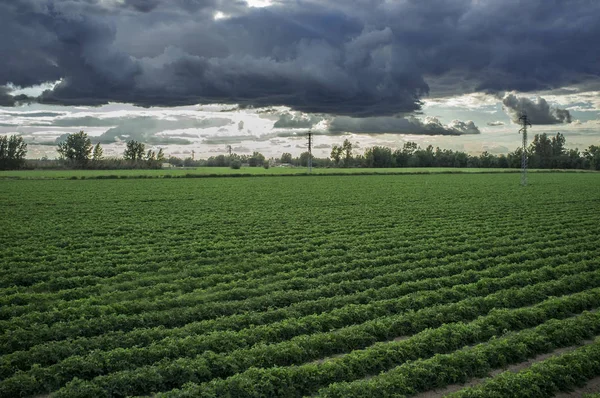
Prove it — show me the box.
[1,0,599,115]
[502,94,572,125]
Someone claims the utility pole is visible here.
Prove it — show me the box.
[307,131,313,173]
[518,114,532,186]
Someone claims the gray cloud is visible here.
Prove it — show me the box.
[502,94,572,124]
[0,86,32,107]
[487,121,505,126]
[329,116,480,135]
[2,111,67,118]
[273,112,324,129]
[49,115,232,145]
[1,1,599,115]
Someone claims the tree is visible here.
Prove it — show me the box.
[124,140,145,161]
[146,149,156,162]
[0,135,27,170]
[156,148,165,162]
[551,132,566,157]
[230,159,242,169]
[248,151,265,167]
[280,152,293,164]
[57,131,93,168]
[364,146,393,168]
[479,151,497,168]
[342,139,353,167]
[584,145,600,170]
[299,151,313,167]
[330,145,343,165]
[530,133,553,168]
[393,142,418,167]
[92,143,104,161]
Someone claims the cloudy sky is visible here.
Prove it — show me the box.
[1,0,599,159]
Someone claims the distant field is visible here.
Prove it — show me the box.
[1,173,600,397]
[0,166,543,179]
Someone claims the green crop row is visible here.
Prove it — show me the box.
[85,288,600,398]
[4,251,594,379]
[3,267,598,397]
[448,339,600,397]
[313,312,600,397]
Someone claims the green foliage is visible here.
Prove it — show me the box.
[92,143,104,161]
[0,134,27,170]
[584,145,600,170]
[123,140,145,161]
[1,174,600,397]
[57,131,93,168]
[248,151,265,167]
[280,153,293,164]
[230,159,242,169]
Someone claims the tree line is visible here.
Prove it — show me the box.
[0,131,599,170]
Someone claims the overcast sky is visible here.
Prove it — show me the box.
[1,0,599,159]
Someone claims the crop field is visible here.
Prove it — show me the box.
[1,173,600,397]
[0,166,533,180]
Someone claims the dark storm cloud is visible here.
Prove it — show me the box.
[502,94,572,125]
[1,0,599,114]
[0,87,33,107]
[329,116,480,135]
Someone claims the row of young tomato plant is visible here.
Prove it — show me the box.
[2,253,595,359]
[2,217,515,288]
[4,200,589,292]
[2,233,560,321]
[62,288,600,398]
[3,268,598,398]
[4,238,593,342]
[1,219,553,300]
[311,312,600,398]
[3,250,593,379]
[2,228,561,313]
[448,338,600,397]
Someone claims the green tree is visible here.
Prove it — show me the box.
[57,131,93,168]
[393,142,418,167]
[92,143,104,161]
[551,132,566,156]
[364,146,393,168]
[530,133,553,168]
[146,149,156,162]
[156,148,165,162]
[584,145,600,170]
[0,135,27,170]
[280,152,293,164]
[299,151,313,167]
[479,151,497,168]
[342,139,353,167]
[330,145,343,165]
[124,140,145,161]
[248,152,265,167]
